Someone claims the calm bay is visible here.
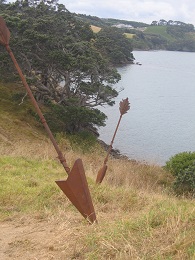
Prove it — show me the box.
[98,50,195,165]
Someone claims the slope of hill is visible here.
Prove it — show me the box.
[75,14,195,52]
[74,14,149,28]
[0,82,195,259]
[0,82,47,156]
[144,25,175,41]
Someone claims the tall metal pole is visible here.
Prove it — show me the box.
[5,44,71,174]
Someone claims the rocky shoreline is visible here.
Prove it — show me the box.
[97,139,151,165]
[98,139,137,162]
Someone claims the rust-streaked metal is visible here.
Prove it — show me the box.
[96,98,130,184]
[0,17,10,46]
[56,159,97,224]
[0,16,97,223]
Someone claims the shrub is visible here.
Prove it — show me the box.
[164,151,195,176]
[174,162,195,196]
[44,103,106,134]
[164,151,195,196]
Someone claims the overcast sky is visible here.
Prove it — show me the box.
[60,0,195,25]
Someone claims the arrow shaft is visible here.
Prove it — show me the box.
[0,30,5,44]
[104,114,123,164]
[5,44,70,174]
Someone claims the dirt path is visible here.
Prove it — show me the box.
[0,215,85,260]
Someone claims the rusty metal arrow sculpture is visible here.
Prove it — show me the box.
[0,16,97,224]
[96,98,130,184]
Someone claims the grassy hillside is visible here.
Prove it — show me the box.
[0,82,195,259]
[144,25,175,41]
[90,25,101,33]
[124,32,135,39]
[81,13,195,52]
[75,14,149,28]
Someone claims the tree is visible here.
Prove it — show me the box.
[0,0,7,17]
[151,21,158,26]
[167,20,174,25]
[158,19,167,26]
[94,26,134,64]
[0,0,124,133]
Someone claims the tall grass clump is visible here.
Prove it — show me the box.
[55,131,99,154]
[0,156,69,220]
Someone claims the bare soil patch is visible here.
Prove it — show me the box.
[0,214,86,260]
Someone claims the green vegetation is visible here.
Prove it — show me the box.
[0,156,65,219]
[165,152,195,196]
[144,25,175,41]
[174,162,195,195]
[94,27,134,64]
[43,102,107,134]
[0,5,195,257]
[164,152,195,176]
[74,15,195,51]
[1,154,194,259]
[1,1,195,140]
[130,24,195,51]
[75,14,149,28]
[0,80,195,259]
[0,0,134,136]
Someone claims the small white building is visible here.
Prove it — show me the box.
[112,24,134,29]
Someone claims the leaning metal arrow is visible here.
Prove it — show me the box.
[96,98,130,184]
[0,16,97,224]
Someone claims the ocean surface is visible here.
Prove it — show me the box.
[98,50,195,165]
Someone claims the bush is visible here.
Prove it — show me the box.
[174,162,195,196]
[164,151,195,196]
[44,103,106,134]
[164,151,195,176]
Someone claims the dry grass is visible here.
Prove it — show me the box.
[0,82,195,259]
[124,32,135,39]
[1,123,194,259]
[90,25,102,33]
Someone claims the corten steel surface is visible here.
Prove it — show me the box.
[56,159,97,224]
[96,98,130,184]
[0,16,97,223]
[0,17,10,46]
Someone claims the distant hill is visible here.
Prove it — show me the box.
[74,14,195,52]
[138,22,195,51]
[74,13,149,28]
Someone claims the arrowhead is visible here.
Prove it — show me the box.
[56,158,97,224]
[96,164,108,184]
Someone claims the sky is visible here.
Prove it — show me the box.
[60,0,195,26]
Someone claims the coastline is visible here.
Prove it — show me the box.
[98,139,138,163]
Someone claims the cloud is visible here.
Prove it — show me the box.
[61,0,195,25]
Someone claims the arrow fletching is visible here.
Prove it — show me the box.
[0,16,10,46]
[119,98,130,115]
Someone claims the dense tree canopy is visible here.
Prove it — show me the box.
[0,0,134,133]
[95,27,134,64]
